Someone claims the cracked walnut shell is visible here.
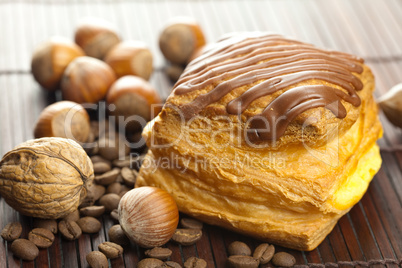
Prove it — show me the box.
[0,137,94,219]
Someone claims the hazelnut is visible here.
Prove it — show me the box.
[106,75,162,132]
[34,101,91,144]
[61,56,116,104]
[31,36,84,91]
[378,83,402,128]
[74,17,121,59]
[188,45,205,63]
[118,187,179,248]
[105,41,153,80]
[165,64,184,83]
[159,17,206,65]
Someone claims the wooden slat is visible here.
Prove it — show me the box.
[360,193,398,260]
[317,238,337,263]
[370,169,402,259]
[328,222,352,262]
[194,227,215,267]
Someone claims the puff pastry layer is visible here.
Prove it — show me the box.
[137,33,382,251]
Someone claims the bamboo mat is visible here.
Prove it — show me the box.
[0,0,401,267]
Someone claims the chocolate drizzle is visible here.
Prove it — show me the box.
[173,33,364,141]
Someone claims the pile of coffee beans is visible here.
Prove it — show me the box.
[0,222,55,261]
[84,216,205,267]
[226,241,296,267]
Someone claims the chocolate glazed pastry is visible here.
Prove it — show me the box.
[137,32,382,251]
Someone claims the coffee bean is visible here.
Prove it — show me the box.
[80,206,106,218]
[115,174,124,183]
[98,136,130,161]
[120,184,131,192]
[59,220,82,240]
[119,190,129,198]
[97,119,115,138]
[112,159,131,168]
[80,182,106,208]
[33,218,58,234]
[253,243,274,264]
[92,184,106,201]
[1,222,22,241]
[228,241,251,256]
[10,239,39,261]
[163,261,182,268]
[77,217,102,234]
[28,228,55,248]
[137,258,164,268]
[271,252,296,267]
[121,167,137,187]
[106,182,122,195]
[171,229,202,246]
[92,143,100,155]
[144,247,172,260]
[98,241,123,259]
[85,135,99,156]
[227,255,259,268]
[113,154,145,170]
[95,168,120,185]
[99,193,121,212]
[80,190,96,208]
[93,162,112,174]
[180,218,203,230]
[108,225,129,246]
[63,210,80,222]
[184,257,207,268]
[86,251,108,268]
[91,155,112,166]
[110,209,119,222]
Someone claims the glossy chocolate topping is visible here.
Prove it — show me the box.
[173,32,364,141]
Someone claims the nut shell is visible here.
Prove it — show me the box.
[31,36,85,91]
[0,137,94,219]
[118,186,179,248]
[378,83,402,128]
[159,17,206,65]
[106,75,162,132]
[105,41,153,80]
[34,101,91,143]
[61,56,116,104]
[75,17,121,59]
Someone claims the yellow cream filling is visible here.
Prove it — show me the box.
[328,143,381,210]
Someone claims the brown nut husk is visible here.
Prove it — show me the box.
[118,187,179,248]
[106,75,162,132]
[0,137,94,219]
[34,101,91,144]
[75,17,121,59]
[31,36,84,91]
[159,17,206,65]
[165,64,184,83]
[61,56,116,104]
[105,41,153,80]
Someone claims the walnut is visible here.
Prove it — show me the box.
[0,137,94,219]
